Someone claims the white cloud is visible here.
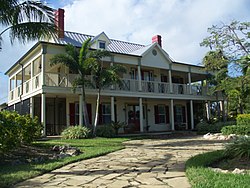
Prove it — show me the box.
[0,0,250,103]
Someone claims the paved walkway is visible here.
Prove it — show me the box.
[15,135,225,188]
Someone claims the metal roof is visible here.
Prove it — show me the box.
[51,31,146,55]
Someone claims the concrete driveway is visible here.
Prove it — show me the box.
[15,135,225,188]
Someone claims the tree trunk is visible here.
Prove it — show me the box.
[93,89,101,137]
[81,86,90,127]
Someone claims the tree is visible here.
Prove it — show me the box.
[0,0,56,50]
[86,56,126,136]
[201,21,250,114]
[200,21,250,73]
[50,39,111,128]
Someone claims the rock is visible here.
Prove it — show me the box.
[232,168,246,174]
[52,145,60,152]
[64,148,82,156]
[58,153,71,159]
[11,159,25,166]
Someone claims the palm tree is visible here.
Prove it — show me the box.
[86,57,126,136]
[50,38,112,128]
[0,0,56,50]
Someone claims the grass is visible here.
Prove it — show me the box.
[186,150,250,188]
[0,137,129,188]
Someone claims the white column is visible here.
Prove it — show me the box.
[30,97,34,118]
[188,72,192,94]
[221,100,226,122]
[79,94,83,126]
[111,96,115,122]
[41,45,47,86]
[190,100,194,130]
[31,61,34,90]
[168,64,173,93]
[138,65,142,91]
[170,99,175,130]
[66,97,70,127]
[139,97,144,132]
[41,93,46,136]
[206,101,211,120]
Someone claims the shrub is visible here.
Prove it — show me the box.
[236,114,250,126]
[96,124,115,138]
[0,111,42,153]
[61,125,90,139]
[221,125,250,135]
[197,121,236,134]
[224,136,250,159]
[110,121,125,135]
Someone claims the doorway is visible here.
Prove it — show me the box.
[127,105,140,132]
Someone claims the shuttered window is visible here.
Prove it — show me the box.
[154,105,170,124]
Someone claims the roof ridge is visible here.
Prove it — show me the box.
[64,30,146,47]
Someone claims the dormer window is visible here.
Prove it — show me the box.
[99,41,106,49]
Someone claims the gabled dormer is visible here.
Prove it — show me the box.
[91,32,111,50]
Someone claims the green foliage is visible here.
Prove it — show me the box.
[221,125,250,135]
[237,114,250,126]
[186,150,250,188]
[61,125,90,139]
[196,121,236,134]
[0,111,42,153]
[96,124,116,138]
[224,136,250,159]
[0,0,56,49]
[110,121,125,135]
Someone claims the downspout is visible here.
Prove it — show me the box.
[18,62,24,99]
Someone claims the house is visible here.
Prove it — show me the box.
[5,9,224,136]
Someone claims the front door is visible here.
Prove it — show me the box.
[127,105,140,132]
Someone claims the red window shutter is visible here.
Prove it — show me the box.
[165,106,170,123]
[98,104,103,125]
[69,103,75,125]
[87,103,92,124]
[154,105,159,124]
[182,106,186,123]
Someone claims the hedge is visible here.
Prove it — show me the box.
[236,114,250,126]
[221,125,250,135]
[197,121,236,134]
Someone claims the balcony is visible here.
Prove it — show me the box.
[8,72,210,101]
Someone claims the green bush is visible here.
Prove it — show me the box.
[61,125,90,139]
[0,111,42,153]
[96,124,115,138]
[197,121,236,134]
[236,114,250,126]
[221,125,250,135]
[110,121,125,135]
[224,136,250,159]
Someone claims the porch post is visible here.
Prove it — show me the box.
[190,100,194,130]
[41,44,47,86]
[111,96,115,122]
[41,93,46,136]
[138,58,142,91]
[79,94,83,126]
[170,99,175,130]
[31,61,34,90]
[139,97,144,132]
[206,101,211,121]
[221,100,226,122]
[30,97,34,118]
[188,67,192,94]
[168,64,173,93]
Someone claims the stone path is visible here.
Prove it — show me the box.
[15,135,226,188]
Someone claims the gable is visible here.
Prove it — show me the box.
[141,45,171,69]
[91,32,111,50]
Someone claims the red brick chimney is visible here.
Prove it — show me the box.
[55,8,65,38]
[152,35,162,47]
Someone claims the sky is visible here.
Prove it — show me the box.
[0,0,250,104]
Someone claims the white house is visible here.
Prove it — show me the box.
[5,9,224,135]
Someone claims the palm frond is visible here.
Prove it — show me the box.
[9,22,56,44]
[49,54,79,73]
[79,38,91,66]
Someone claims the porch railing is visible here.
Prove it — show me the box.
[8,72,211,101]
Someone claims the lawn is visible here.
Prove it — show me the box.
[185,150,250,188]
[0,137,129,188]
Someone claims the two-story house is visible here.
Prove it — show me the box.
[5,9,224,136]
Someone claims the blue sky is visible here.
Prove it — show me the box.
[0,0,250,104]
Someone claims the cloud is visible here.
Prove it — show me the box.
[1,0,250,103]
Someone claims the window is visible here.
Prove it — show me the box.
[102,103,111,124]
[99,41,106,49]
[174,105,186,124]
[154,105,169,124]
